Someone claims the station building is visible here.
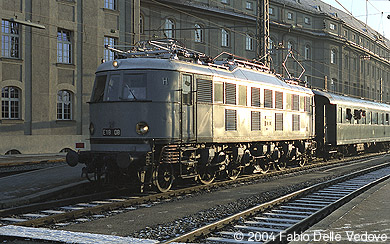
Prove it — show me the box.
[0,0,389,154]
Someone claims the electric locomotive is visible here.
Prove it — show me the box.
[66,40,317,192]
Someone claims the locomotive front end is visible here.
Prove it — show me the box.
[66,58,180,187]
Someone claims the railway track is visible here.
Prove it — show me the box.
[0,152,386,231]
[161,162,390,244]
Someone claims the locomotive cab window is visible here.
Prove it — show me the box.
[106,74,121,101]
[122,74,147,100]
[182,74,192,105]
[91,74,107,102]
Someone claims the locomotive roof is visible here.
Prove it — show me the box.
[314,90,390,111]
[97,58,313,95]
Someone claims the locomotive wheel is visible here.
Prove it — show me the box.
[275,160,287,170]
[198,166,216,185]
[226,166,241,180]
[152,163,174,192]
[255,162,270,174]
[298,157,308,167]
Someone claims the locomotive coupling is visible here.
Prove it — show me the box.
[116,152,138,168]
[66,150,79,167]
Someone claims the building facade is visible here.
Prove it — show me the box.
[1,0,389,154]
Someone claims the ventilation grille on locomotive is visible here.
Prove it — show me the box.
[251,111,261,131]
[251,87,260,107]
[292,94,299,111]
[225,109,237,131]
[292,114,300,131]
[225,83,236,105]
[197,79,212,103]
[275,91,283,109]
[264,89,273,108]
[275,113,283,131]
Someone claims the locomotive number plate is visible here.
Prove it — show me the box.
[102,128,121,136]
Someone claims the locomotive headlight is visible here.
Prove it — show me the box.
[112,60,119,68]
[136,122,149,135]
[89,122,95,135]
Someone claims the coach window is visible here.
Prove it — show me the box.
[361,110,366,124]
[373,112,378,124]
[338,107,342,123]
[386,114,389,125]
[346,108,352,122]
[238,85,247,106]
[122,74,147,101]
[182,75,192,105]
[214,82,223,103]
[368,111,372,124]
[380,113,384,125]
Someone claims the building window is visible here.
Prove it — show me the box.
[194,24,203,43]
[330,23,336,30]
[1,86,20,119]
[57,90,72,120]
[269,38,274,54]
[304,17,310,25]
[304,45,311,59]
[104,0,116,10]
[221,28,229,47]
[269,7,274,15]
[246,1,253,10]
[344,55,349,69]
[164,18,175,38]
[57,29,72,63]
[287,41,293,50]
[104,36,117,62]
[245,34,253,51]
[1,20,19,58]
[344,30,348,37]
[287,12,293,20]
[331,49,337,64]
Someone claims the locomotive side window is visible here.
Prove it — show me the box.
[182,74,192,105]
[238,85,247,106]
[106,74,121,101]
[122,74,147,100]
[214,82,223,103]
[292,114,300,131]
[286,94,292,110]
[225,83,236,105]
[251,87,260,107]
[225,109,237,131]
[264,89,273,108]
[275,91,283,109]
[91,75,107,102]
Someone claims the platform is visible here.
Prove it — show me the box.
[0,163,87,208]
[290,178,390,243]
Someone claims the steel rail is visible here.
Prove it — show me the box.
[161,162,390,244]
[4,152,387,228]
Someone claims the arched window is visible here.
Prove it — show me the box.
[331,49,337,64]
[57,90,72,120]
[305,45,311,59]
[221,28,229,47]
[194,24,203,43]
[1,86,20,119]
[245,34,253,51]
[164,18,175,38]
